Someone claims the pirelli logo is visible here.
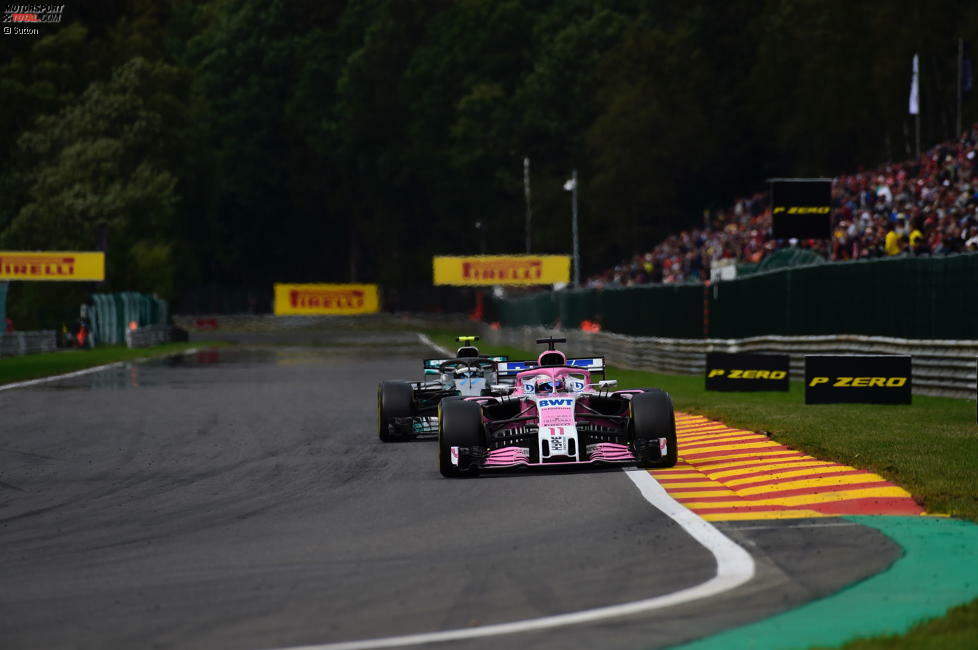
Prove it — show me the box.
[805,355,911,405]
[770,179,832,240]
[0,251,104,281]
[290,288,364,309]
[462,259,542,282]
[808,377,907,388]
[274,283,379,315]
[706,353,789,392]
[772,206,831,214]
[708,369,787,380]
[1,255,75,277]
[433,255,570,286]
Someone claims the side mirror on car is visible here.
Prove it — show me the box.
[424,369,439,376]
[490,384,515,395]
[595,379,618,390]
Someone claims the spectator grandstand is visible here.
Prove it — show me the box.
[588,124,978,288]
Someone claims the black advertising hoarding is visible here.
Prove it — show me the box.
[706,353,790,392]
[770,178,832,240]
[804,355,912,405]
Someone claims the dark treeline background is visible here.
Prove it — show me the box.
[1,0,975,325]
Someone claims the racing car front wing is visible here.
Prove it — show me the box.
[392,416,438,436]
[480,442,637,468]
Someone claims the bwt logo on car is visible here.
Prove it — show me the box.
[0,255,75,277]
[290,289,364,309]
[461,259,542,282]
[539,398,573,407]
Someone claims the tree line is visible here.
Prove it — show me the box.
[0,0,974,326]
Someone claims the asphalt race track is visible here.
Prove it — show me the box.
[0,329,902,650]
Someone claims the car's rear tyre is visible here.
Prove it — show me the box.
[439,399,483,478]
[378,381,413,442]
[630,389,678,468]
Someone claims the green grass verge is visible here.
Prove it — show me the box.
[819,598,978,650]
[427,332,978,650]
[0,341,230,385]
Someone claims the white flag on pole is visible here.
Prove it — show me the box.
[909,53,919,115]
[563,178,576,191]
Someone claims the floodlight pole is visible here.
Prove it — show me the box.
[571,169,580,287]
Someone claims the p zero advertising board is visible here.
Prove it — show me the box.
[705,352,790,391]
[0,251,105,281]
[770,178,832,240]
[433,255,570,286]
[274,283,379,315]
[804,355,912,405]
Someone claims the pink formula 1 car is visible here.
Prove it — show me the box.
[438,337,678,478]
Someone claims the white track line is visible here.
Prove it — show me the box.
[0,362,129,392]
[416,332,452,357]
[0,348,200,393]
[270,470,755,650]
[268,332,756,650]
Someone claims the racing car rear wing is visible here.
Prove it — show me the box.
[496,357,606,379]
[423,356,508,370]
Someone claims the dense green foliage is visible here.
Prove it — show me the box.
[1,1,976,326]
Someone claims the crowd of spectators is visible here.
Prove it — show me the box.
[587,124,978,288]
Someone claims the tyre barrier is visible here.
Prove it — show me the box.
[482,326,978,400]
[0,331,57,358]
[126,325,188,349]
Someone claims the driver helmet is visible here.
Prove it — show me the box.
[534,375,565,393]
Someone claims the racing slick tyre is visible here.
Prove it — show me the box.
[378,381,414,442]
[438,399,483,478]
[629,389,678,468]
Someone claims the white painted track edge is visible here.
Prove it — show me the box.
[0,347,200,392]
[416,332,452,357]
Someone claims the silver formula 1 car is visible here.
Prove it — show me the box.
[377,336,508,442]
[438,337,678,477]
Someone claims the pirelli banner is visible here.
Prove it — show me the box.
[805,355,912,405]
[433,255,570,286]
[770,178,832,240]
[0,251,105,281]
[274,283,380,315]
[706,353,790,391]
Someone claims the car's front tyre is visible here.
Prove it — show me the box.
[378,381,413,442]
[629,389,678,468]
[438,399,483,478]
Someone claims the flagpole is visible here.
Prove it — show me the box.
[916,113,920,158]
[571,169,580,288]
[523,157,532,253]
[911,53,921,158]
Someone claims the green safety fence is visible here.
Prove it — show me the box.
[491,284,704,338]
[710,255,978,339]
[0,282,6,327]
[490,253,978,340]
[90,292,168,345]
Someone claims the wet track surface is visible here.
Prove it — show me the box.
[0,331,900,649]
